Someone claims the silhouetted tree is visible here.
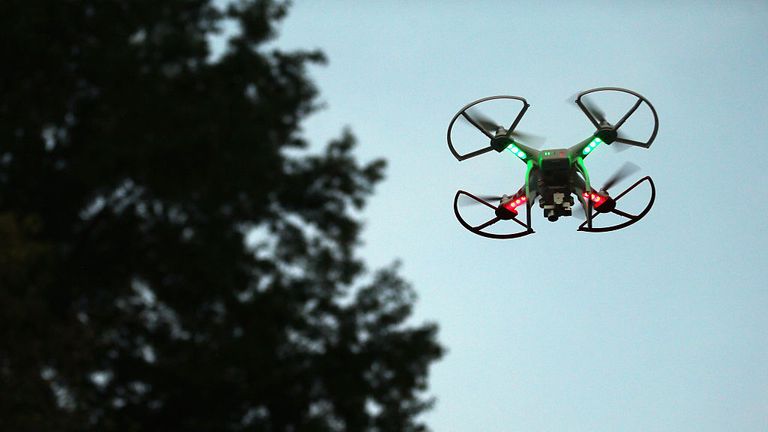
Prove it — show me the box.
[0,1,442,431]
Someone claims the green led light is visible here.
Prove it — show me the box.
[505,145,526,160]
[583,136,602,155]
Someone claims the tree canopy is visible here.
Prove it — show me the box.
[0,1,443,430]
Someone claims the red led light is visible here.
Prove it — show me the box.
[583,192,607,206]
[502,195,528,210]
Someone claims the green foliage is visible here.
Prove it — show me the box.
[0,1,442,430]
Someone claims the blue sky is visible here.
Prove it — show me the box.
[269,1,768,430]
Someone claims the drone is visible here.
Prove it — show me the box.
[447,87,658,239]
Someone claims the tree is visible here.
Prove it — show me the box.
[0,1,443,430]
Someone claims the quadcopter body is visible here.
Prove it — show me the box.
[447,87,659,239]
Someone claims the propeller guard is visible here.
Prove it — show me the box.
[453,190,535,239]
[578,176,656,233]
[575,87,659,149]
[447,95,529,161]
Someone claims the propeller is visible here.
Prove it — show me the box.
[582,98,608,125]
[507,129,547,147]
[463,108,546,147]
[465,108,498,133]
[601,161,641,192]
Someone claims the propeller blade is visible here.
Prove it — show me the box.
[458,194,503,207]
[582,98,608,124]
[507,129,547,147]
[464,108,500,133]
[464,108,545,146]
[463,108,546,148]
[609,132,633,153]
[602,162,641,191]
[569,93,609,126]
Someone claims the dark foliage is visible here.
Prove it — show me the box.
[0,1,442,430]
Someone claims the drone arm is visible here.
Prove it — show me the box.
[568,135,604,160]
[514,141,538,158]
[500,140,538,167]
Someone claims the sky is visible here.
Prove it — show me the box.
[267,1,768,431]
